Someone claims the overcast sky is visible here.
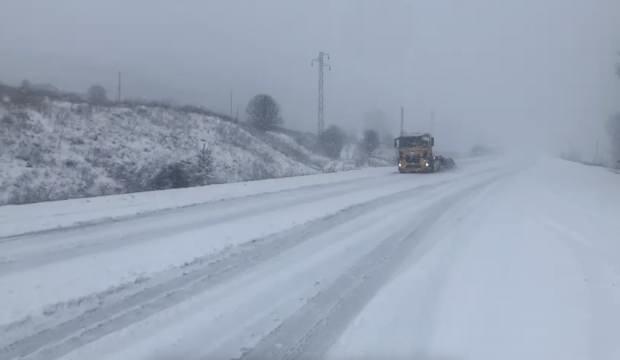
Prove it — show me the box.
[1,0,619,154]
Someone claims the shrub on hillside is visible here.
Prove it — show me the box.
[8,183,53,205]
[193,144,214,185]
[149,162,191,190]
[249,161,275,180]
[5,165,96,205]
[147,150,213,191]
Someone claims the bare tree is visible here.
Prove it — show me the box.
[608,114,620,167]
[611,53,620,167]
[360,129,380,156]
[87,85,108,105]
[319,125,346,159]
[246,94,282,131]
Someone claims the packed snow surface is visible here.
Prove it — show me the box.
[0,155,618,360]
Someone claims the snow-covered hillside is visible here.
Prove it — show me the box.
[0,95,340,205]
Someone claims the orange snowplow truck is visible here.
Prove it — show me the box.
[394,133,454,173]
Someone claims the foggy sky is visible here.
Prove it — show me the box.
[1,0,619,154]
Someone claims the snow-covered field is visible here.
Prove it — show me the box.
[0,155,618,360]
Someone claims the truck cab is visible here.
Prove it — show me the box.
[394,133,438,173]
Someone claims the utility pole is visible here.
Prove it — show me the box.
[430,110,435,134]
[229,90,234,119]
[400,106,405,136]
[312,51,331,135]
[117,71,122,102]
[594,138,600,164]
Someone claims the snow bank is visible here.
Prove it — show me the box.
[0,166,390,238]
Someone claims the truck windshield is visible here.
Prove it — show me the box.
[399,137,431,148]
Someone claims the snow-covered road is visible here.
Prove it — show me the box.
[1,156,619,360]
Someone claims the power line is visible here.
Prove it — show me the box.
[312,51,331,135]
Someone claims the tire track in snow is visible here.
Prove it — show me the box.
[238,175,504,360]
[0,172,488,360]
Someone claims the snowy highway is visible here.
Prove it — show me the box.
[1,156,619,360]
